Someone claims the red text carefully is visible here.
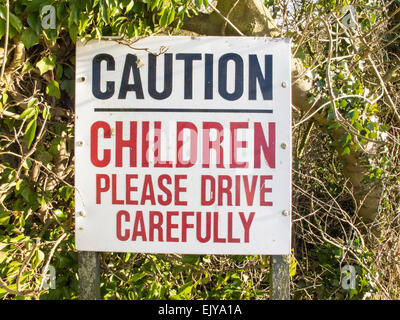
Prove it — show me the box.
[116,210,255,243]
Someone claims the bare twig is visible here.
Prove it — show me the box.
[0,0,9,82]
[40,232,67,291]
[208,2,245,36]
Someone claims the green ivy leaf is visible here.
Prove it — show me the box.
[354,121,363,131]
[69,23,78,43]
[368,132,377,139]
[10,13,23,32]
[379,124,390,132]
[27,13,41,35]
[19,107,36,120]
[35,148,53,164]
[351,109,360,123]
[126,1,135,12]
[0,8,23,33]
[194,0,203,8]
[15,179,24,192]
[167,7,175,25]
[22,28,40,49]
[32,248,45,268]
[129,271,147,283]
[22,158,32,170]
[46,80,61,99]
[24,118,37,149]
[289,259,297,277]
[69,3,79,26]
[343,132,352,144]
[55,65,63,81]
[27,98,38,109]
[339,99,348,109]
[337,72,345,80]
[61,80,75,99]
[59,186,73,201]
[159,8,169,27]
[0,20,5,40]
[151,0,160,11]
[36,55,57,75]
[341,146,351,156]
[295,48,306,60]
[182,255,199,264]
[100,0,110,24]
[22,61,34,73]
[180,281,194,294]
[54,208,68,221]
[0,212,10,225]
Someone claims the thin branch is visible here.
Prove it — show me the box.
[0,0,10,82]
[208,2,244,36]
[16,240,39,292]
[221,0,240,36]
[0,277,37,297]
[367,55,400,123]
[40,232,67,290]
[292,2,314,58]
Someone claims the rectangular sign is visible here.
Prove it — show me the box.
[75,36,291,254]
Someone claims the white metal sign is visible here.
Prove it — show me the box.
[75,36,291,254]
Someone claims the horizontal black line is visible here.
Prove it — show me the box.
[94,108,273,113]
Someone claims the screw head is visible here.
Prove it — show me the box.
[281,81,288,88]
[79,211,86,217]
[280,143,287,149]
[76,141,83,147]
[282,210,290,216]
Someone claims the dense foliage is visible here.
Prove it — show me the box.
[0,0,399,300]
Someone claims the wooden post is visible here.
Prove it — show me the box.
[270,255,290,300]
[78,251,100,300]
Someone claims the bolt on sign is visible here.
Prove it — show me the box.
[75,37,291,254]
